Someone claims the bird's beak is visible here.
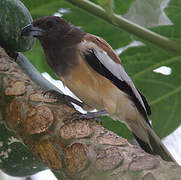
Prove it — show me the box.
[21,24,45,37]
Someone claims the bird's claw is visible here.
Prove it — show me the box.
[71,110,108,124]
[43,89,83,107]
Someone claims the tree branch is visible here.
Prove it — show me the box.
[66,0,181,53]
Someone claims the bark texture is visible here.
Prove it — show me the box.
[0,47,181,180]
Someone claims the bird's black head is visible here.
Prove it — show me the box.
[21,16,71,39]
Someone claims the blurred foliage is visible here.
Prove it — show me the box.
[17,0,181,138]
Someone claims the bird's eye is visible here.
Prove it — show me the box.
[46,21,54,28]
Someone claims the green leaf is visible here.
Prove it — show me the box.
[0,123,46,176]
[90,0,134,14]
[117,0,181,138]
[102,116,132,139]
[120,44,181,138]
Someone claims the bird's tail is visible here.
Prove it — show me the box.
[127,117,177,163]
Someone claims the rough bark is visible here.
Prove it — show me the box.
[0,47,180,180]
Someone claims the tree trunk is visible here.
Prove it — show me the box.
[0,47,180,180]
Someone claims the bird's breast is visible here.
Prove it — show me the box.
[58,54,139,123]
[59,55,106,110]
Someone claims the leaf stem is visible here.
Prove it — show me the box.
[16,53,63,93]
[66,0,181,53]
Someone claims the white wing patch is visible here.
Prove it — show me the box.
[93,49,147,113]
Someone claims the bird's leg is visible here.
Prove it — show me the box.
[44,90,108,124]
[71,109,108,124]
[43,89,84,107]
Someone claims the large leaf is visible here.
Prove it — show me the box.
[120,44,181,138]
[117,0,181,138]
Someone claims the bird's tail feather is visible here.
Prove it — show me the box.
[128,118,176,163]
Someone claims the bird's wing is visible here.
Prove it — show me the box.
[80,34,151,116]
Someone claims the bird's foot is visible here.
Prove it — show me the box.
[43,89,84,107]
[71,110,108,124]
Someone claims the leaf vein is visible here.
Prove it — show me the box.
[132,56,181,79]
[150,86,181,105]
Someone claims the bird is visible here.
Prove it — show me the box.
[21,16,176,163]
